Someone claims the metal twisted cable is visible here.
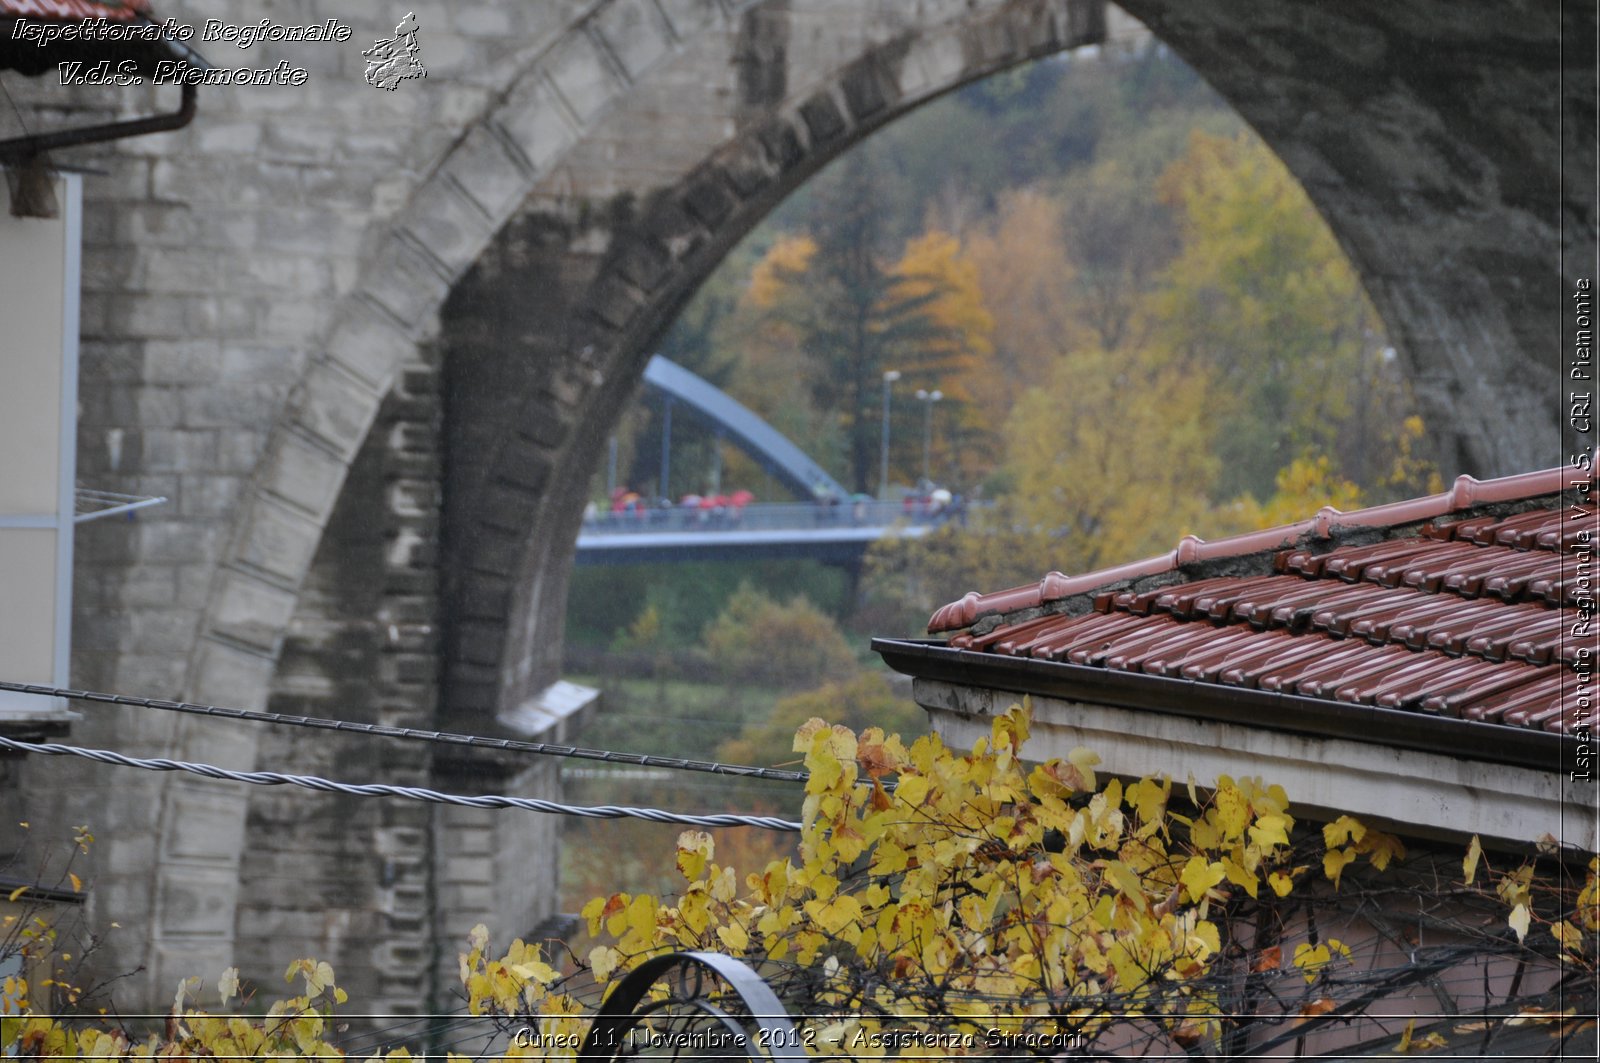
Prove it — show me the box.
[0,734,802,832]
[0,679,811,785]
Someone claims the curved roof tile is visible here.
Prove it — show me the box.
[922,463,1596,737]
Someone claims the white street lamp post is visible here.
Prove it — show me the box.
[879,369,901,500]
[916,388,943,489]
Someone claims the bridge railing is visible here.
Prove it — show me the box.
[582,499,972,535]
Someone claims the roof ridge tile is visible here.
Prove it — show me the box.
[929,460,1590,634]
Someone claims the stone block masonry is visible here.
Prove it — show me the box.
[1,0,1581,1022]
[236,351,449,1020]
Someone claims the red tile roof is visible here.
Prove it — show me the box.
[0,0,146,21]
[0,0,188,78]
[918,464,1597,738]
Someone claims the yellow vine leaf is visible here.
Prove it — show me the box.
[1213,785,1251,841]
[1066,747,1101,791]
[1248,814,1290,851]
[716,921,750,952]
[1578,857,1600,930]
[676,831,713,881]
[216,967,239,1006]
[894,774,930,808]
[1551,921,1584,955]
[1125,776,1171,826]
[1323,847,1357,888]
[1395,1016,1449,1053]
[1509,903,1531,943]
[1179,856,1226,904]
[1292,943,1332,983]
[1222,856,1258,899]
[588,945,621,983]
[1463,834,1483,886]
[1497,864,1534,907]
[1360,828,1405,871]
[805,893,863,936]
[1322,814,1367,849]
[1101,859,1148,909]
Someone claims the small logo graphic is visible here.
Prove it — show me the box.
[363,12,426,91]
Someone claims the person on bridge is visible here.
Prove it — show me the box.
[611,487,645,522]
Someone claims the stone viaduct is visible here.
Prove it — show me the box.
[4,0,1592,1017]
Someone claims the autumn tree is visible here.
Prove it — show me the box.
[1054,157,1180,354]
[1202,454,1366,542]
[889,231,995,488]
[962,190,1084,434]
[1000,343,1221,575]
[738,151,994,495]
[861,125,1443,631]
[701,583,860,690]
[1154,131,1432,500]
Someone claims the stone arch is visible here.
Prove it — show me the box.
[438,0,1589,732]
[138,0,773,993]
[143,0,1111,996]
[145,0,1589,989]
[1115,0,1587,479]
[437,0,1116,725]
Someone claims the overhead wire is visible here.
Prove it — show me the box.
[0,733,801,833]
[0,679,815,786]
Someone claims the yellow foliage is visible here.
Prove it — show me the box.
[459,705,1336,1054]
[1292,938,1350,984]
[1463,833,1484,885]
[1323,846,1357,888]
[733,215,999,492]
[1003,344,1220,573]
[1579,856,1600,931]
[1508,903,1532,943]
[675,830,713,881]
[1212,454,1365,537]
[890,229,995,405]
[1153,130,1436,501]
[963,190,1084,427]
[747,233,816,308]
[1179,857,1226,904]
[8,728,1588,1060]
[3,958,353,1059]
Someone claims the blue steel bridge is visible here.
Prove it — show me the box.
[576,499,957,565]
[574,357,962,565]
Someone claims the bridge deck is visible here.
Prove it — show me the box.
[575,501,960,564]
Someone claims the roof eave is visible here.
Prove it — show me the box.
[873,637,1576,772]
[874,637,1596,851]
